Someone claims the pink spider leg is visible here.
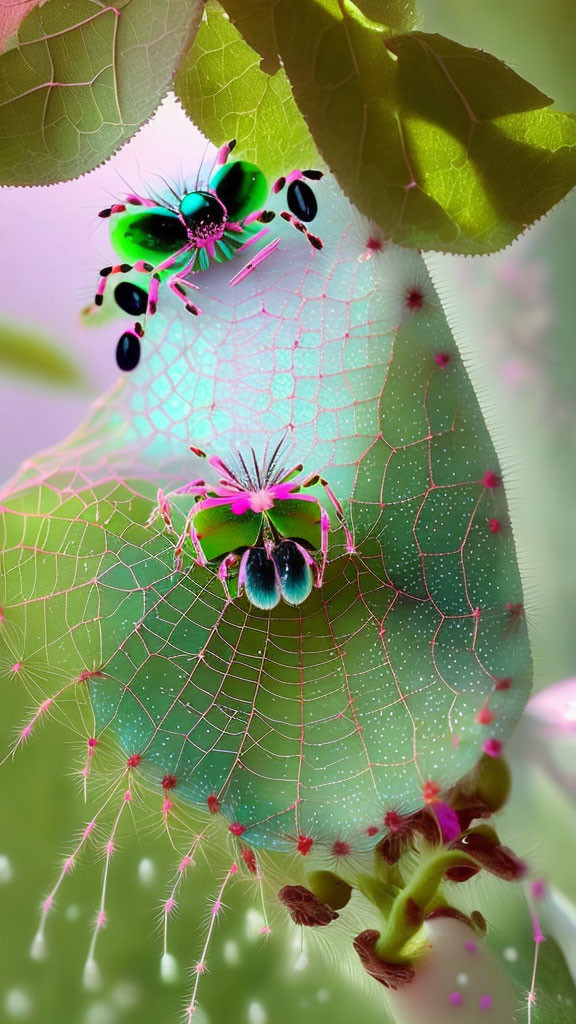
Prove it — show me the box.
[236,209,277,252]
[98,194,158,218]
[174,508,208,572]
[235,225,271,253]
[145,243,197,317]
[272,168,324,193]
[316,506,331,585]
[302,474,355,554]
[94,259,156,308]
[229,237,281,287]
[215,138,237,166]
[148,480,208,532]
[294,539,322,587]
[167,259,204,316]
[217,554,239,601]
[237,549,251,598]
[280,210,323,250]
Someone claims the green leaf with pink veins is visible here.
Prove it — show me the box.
[0,171,531,855]
[0,0,205,186]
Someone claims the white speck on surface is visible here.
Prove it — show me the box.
[160,953,179,984]
[503,947,518,962]
[248,1002,267,1024]
[223,940,240,965]
[111,981,141,1008]
[457,973,469,986]
[4,988,33,1019]
[0,855,13,883]
[137,858,156,887]
[29,931,47,962]
[83,958,102,991]
[84,1003,117,1024]
[294,952,309,972]
[245,909,266,941]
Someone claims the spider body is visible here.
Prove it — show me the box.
[151,443,354,610]
[91,143,325,371]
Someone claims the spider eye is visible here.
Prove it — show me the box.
[116,331,141,372]
[287,180,318,222]
[114,282,148,316]
[211,160,268,220]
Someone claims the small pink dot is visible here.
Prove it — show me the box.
[422,779,441,804]
[10,662,22,673]
[479,995,492,1010]
[297,834,314,855]
[435,353,451,368]
[489,518,501,533]
[229,822,245,836]
[483,471,502,489]
[366,826,379,837]
[482,738,502,758]
[366,236,383,253]
[332,839,351,857]
[475,706,495,726]
[464,940,478,953]
[532,878,546,900]
[406,287,424,310]
[495,677,512,691]
[449,992,463,1006]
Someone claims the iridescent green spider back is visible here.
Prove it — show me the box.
[109,160,269,272]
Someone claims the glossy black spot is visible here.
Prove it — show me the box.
[114,281,148,316]
[124,213,188,252]
[287,180,318,222]
[116,332,141,372]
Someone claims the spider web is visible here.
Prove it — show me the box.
[0,175,531,852]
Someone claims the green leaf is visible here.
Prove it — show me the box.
[218,0,417,73]
[175,0,318,177]
[0,320,84,386]
[0,0,205,186]
[218,0,283,73]
[272,0,576,253]
[517,938,576,1023]
[0,185,532,848]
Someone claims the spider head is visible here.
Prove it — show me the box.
[179,190,228,243]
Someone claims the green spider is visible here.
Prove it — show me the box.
[92,140,324,372]
[152,443,355,610]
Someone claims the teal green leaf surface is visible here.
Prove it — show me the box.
[0,173,532,853]
[0,0,204,186]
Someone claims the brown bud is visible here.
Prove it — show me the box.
[353,930,415,989]
[277,885,339,927]
[455,826,526,882]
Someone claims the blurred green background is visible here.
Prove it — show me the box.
[1,1,575,1021]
